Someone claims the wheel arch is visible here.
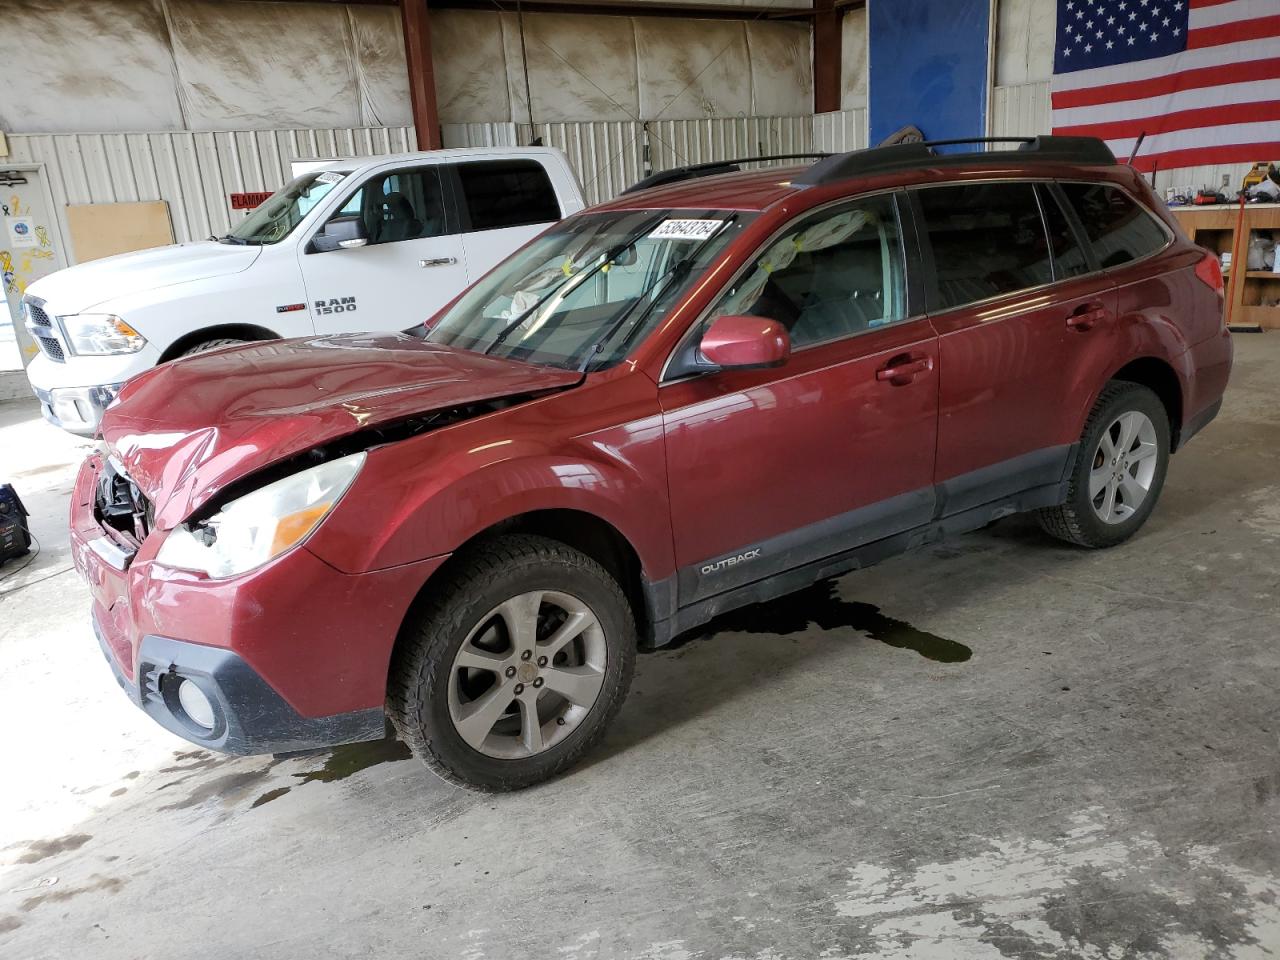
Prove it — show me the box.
[392,508,660,670]
[158,323,280,362]
[1105,355,1186,450]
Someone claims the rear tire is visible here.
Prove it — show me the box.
[387,535,636,791]
[177,337,247,358]
[1037,381,1170,548]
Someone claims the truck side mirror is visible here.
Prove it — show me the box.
[313,215,368,253]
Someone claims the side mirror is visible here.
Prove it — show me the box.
[313,215,368,252]
[698,315,790,370]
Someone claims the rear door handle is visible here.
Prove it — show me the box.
[1068,302,1107,331]
[419,257,457,268]
[876,354,934,384]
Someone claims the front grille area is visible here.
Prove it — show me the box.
[26,299,51,326]
[36,335,65,361]
[23,296,66,363]
[95,458,153,544]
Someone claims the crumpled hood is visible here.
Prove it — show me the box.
[26,241,260,314]
[100,334,580,529]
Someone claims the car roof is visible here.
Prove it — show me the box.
[592,164,810,213]
[312,145,567,174]
[591,137,1121,215]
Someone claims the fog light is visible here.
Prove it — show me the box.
[177,678,216,730]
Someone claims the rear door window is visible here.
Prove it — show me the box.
[916,183,1054,312]
[1059,183,1169,269]
[456,160,561,231]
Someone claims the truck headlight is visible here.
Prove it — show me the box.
[155,453,365,578]
[58,314,146,355]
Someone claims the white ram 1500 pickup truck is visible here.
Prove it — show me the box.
[23,146,586,435]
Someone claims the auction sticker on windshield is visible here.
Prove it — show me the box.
[316,171,345,185]
[649,219,725,241]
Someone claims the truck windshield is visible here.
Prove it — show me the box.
[224,171,348,245]
[426,209,752,371]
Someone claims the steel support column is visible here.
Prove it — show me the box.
[401,0,443,150]
[813,0,842,115]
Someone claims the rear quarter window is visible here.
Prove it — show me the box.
[1060,183,1168,269]
[457,159,561,232]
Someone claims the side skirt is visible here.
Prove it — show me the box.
[645,445,1076,647]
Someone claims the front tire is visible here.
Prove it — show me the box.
[178,337,247,358]
[1037,381,1170,548]
[387,535,637,791]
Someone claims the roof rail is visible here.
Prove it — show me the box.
[621,153,831,195]
[792,136,1116,187]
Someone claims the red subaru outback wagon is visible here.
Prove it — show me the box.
[72,137,1231,790]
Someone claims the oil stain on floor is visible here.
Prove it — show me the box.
[252,737,412,809]
[692,579,972,663]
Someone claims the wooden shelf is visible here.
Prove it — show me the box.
[1172,205,1280,330]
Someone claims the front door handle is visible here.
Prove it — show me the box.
[419,257,458,268]
[1068,302,1107,331]
[876,354,934,385]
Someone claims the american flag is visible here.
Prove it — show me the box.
[1052,0,1280,172]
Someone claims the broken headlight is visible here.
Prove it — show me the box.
[154,452,365,578]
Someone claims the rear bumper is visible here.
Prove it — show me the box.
[93,615,385,754]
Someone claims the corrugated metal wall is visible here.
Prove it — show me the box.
[6,127,415,255]
[990,82,1052,142]
[446,115,815,206]
[9,116,820,265]
[813,109,869,153]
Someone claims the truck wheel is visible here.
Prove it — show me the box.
[178,338,247,358]
[387,535,636,791]
[1037,381,1170,548]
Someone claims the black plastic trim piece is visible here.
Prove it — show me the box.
[793,136,1117,188]
[1178,397,1222,451]
[92,619,385,755]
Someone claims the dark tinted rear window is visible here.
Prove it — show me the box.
[457,159,561,231]
[917,182,1054,311]
[1060,183,1168,268]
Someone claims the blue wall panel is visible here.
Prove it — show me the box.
[869,0,991,148]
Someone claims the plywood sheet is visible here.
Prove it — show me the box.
[67,202,173,263]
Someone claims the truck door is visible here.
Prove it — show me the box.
[299,164,469,334]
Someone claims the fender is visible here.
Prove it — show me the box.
[306,374,674,582]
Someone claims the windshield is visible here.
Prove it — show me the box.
[426,209,753,371]
[224,170,349,245]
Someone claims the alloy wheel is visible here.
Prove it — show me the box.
[447,590,607,759]
[1089,410,1159,525]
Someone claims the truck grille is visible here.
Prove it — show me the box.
[96,458,153,544]
[23,297,66,362]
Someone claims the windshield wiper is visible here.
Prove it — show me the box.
[572,215,738,374]
[214,233,250,245]
[482,213,669,357]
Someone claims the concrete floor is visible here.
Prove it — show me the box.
[1,335,1278,960]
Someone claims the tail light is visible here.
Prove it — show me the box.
[1194,251,1224,296]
